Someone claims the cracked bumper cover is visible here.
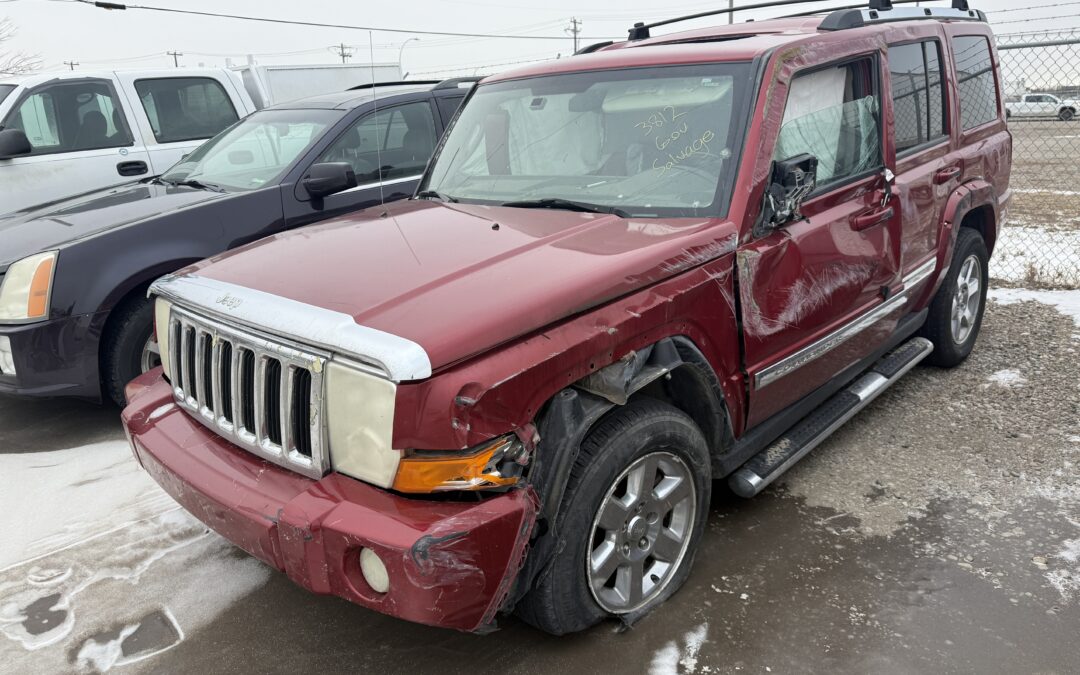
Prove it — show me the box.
[122,372,539,632]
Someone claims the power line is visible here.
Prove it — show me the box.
[987,1,1080,14]
[70,0,617,41]
[993,12,1080,25]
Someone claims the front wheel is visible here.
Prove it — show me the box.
[918,227,989,367]
[516,399,711,635]
[102,294,157,406]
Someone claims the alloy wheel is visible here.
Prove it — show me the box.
[950,254,982,345]
[586,451,696,613]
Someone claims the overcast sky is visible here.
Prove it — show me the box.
[1,0,1077,77]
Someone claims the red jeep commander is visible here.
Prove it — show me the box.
[123,1,1010,634]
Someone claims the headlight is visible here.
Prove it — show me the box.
[0,251,57,323]
[326,360,400,487]
[154,297,173,379]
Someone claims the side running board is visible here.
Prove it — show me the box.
[729,337,934,498]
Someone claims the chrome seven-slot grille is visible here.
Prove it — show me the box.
[168,305,329,479]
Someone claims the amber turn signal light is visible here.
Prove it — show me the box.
[26,255,55,320]
[392,436,525,493]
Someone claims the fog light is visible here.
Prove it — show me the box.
[0,336,14,376]
[359,548,389,594]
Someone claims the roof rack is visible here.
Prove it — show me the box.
[348,80,440,91]
[819,1,985,30]
[627,0,981,41]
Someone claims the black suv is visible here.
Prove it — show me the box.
[0,78,471,405]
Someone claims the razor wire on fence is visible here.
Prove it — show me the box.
[996,31,1080,288]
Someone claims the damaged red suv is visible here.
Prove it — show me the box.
[123,1,1010,634]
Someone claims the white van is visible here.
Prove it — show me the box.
[0,68,257,214]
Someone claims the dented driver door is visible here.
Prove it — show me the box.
[739,55,902,428]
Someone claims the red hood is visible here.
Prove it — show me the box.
[186,200,737,372]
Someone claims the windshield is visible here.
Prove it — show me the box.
[0,85,15,108]
[422,63,752,218]
[161,108,341,191]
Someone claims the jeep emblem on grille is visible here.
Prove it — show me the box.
[216,293,243,309]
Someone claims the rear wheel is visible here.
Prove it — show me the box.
[918,227,989,368]
[102,294,156,406]
[516,399,711,634]
[1059,107,1075,121]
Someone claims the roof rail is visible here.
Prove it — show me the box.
[819,1,985,30]
[576,40,615,55]
[433,76,483,90]
[627,0,976,40]
[348,80,440,91]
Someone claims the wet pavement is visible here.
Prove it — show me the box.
[1,293,1078,674]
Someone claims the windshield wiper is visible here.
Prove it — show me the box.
[416,189,458,203]
[500,197,630,218]
[174,178,226,193]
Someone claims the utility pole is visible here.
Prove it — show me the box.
[566,17,582,53]
[63,60,79,71]
[167,51,183,68]
[729,0,734,24]
[331,42,353,64]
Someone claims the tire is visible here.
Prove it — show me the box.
[917,227,989,368]
[516,399,711,635]
[102,293,157,406]
[1059,108,1075,122]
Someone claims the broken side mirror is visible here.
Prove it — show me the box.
[760,153,817,232]
[0,128,32,160]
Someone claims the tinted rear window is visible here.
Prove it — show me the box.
[953,35,999,130]
[888,41,947,153]
[0,85,14,107]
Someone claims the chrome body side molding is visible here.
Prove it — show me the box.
[754,259,936,389]
[151,274,432,382]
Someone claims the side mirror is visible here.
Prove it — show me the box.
[0,128,32,160]
[302,162,357,199]
[760,153,817,231]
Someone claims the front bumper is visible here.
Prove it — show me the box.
[0,311,106,400]
[122,371,539,632]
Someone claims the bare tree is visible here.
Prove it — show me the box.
[0,18,40,76]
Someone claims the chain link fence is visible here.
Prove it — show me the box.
[996,31,1080,288]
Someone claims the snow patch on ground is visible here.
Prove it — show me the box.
[0,440,271,671]
[985,369,1027,388]
[990,288,1080,327]
[0,441,177,570]
[649,623,709,675]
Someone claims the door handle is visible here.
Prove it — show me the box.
[933,166,961,184]
[852,206,894,231]
[117,160,148,177]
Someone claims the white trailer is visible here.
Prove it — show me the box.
[233,61,402,108]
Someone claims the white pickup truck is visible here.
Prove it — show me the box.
[0,68,258,214]
[1005,93,1079,121]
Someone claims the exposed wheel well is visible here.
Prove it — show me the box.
[960,204,996,257]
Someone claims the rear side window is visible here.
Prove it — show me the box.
[775,58,882,186]
[952,35,999,130]
[1,80,133,154]
[888,41,947,153]
[134,77,239,144]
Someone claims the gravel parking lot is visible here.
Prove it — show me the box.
[1,289,1077,674]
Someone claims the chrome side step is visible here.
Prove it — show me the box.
[729,337,934,498]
